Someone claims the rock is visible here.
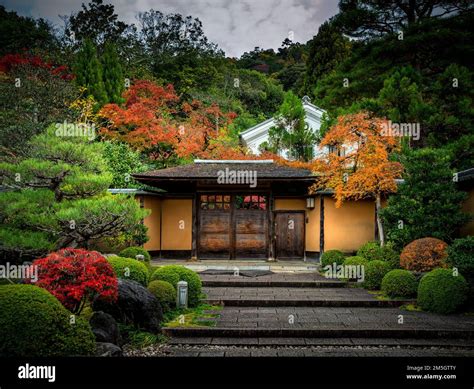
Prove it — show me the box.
[90,311,122,346]
[95,342,123,357]
[93,279,163,333]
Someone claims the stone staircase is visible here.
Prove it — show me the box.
[161,272,474,356]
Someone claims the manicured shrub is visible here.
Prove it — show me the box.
[381,269,418,298]
[446,236,474,278]
[363,260,391,290]
[400,237,448,272]
[417,268,468,314]
[321,250,345,267]
[148,280,176,312]
[151,265,202,307]
[357,241,400,268]
[32,248,118,313]
[119,246,151,263]
[0,284,95,357]
[108,256,149,286]
[343,256,368,267]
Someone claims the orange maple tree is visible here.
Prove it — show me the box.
[309,112,403,245]
[99,80,246,161]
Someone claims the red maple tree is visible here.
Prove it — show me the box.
[31,248,118,314]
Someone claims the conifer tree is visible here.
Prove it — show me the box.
[101,42,124,104]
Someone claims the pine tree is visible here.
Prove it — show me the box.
[380,148,469,250]
[101,42,124,104]
[74,38,107,105]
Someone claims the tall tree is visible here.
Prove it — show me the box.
[101,42,124,104]
[74,38,107,105]
[310,112,403,245]
[268,91,317,162]
[380,148,469,250]
[334,0,473,39]
[304,21,351,95]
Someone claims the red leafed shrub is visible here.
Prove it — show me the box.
[31,248,118,313]
[0,53,73,80]
[400,238,448,272]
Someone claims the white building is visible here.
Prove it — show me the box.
[239,96,327,159]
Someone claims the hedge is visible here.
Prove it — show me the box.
[148,280,176,312]
[381,269,418,298]
[0,285,95,357]
[119,247,151,263]
[363,260,391,290]
[108,256,149,286]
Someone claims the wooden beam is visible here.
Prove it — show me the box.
[191,192,197,260]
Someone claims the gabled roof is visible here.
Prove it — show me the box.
[133,160,314,181]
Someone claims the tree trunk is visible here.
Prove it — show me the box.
[375,193,385,247]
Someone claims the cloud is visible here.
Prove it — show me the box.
[2,0,339,57]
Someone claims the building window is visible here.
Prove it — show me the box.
[200,194,231,210]
[235,195,267,210]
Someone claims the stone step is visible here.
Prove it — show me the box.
[163,327,474,339]
[167,336,474,348]
[201,280,346,288]
[203,298,414,308]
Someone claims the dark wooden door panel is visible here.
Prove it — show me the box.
[235,210,267,259]
[275,212,305,259]
[199,211,230,259]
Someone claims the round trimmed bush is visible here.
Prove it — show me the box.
[381,269,418,298]
[357,241,400,268]
[400,237,448,272]
[108,256,149,286]
[0,285,95,357]
[119,247,151,263]
[151,265,202,307]
[446,236,474,278]
[417,268,468,314]
[363,260,391,290]
[343,256,368,267]
[321,250,345,267]
[148,280,176,312]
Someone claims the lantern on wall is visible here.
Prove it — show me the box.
[306,197,315,209]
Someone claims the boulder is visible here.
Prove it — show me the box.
[89,311,122,346]
[93,279,163,333]
[95,342,122,357]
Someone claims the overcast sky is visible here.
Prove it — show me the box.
[1,0,339,57]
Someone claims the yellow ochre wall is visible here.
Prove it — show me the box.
[324,197,375,252]
[461,188,474,237]
[161,199,193,250]
[142,196,161,251]
[274,198,320,252]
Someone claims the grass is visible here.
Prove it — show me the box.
[163,303,222,328]
[118,323,168,349]
[400,303,423,312]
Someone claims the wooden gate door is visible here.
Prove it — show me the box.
[274,211,305,259]
[198,194,231,259]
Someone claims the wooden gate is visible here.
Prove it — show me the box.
[198,194,268,259]
[274,211,305,259]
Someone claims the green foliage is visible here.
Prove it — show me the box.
[108,256,149,286]
[381,148,469,250]
[320,250,346,267]
[364,260,391,290]
[74,38,107,105]
[0,284,95,357]
[446,237,474,278]
[102,141,147,188]
[381,269,418,298]
[268,91,317,161]
[147,280,176,312]
[151,265,202,307]
[343,256,368,267]
[0,128,148,261]
[119,246,151,263]
[304,21,351,95]
[417,268,468,314]
[101,42,124,103]
[357,241,400,268]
